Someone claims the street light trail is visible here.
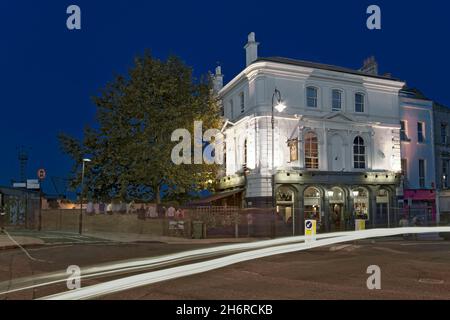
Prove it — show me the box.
[39,227,450,300]
[0,231,352,296]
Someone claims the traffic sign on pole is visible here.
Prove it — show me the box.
[37,168,46,180]
[305,219,317,242]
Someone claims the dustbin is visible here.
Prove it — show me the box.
[192,221,205,239]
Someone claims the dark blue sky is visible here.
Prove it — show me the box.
[1,1,449,194]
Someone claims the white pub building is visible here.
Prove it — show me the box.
[214,33,407,234]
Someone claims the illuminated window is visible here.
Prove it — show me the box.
[304,187,321,221]
[305,132,319,169]
[332,90,342,111]
[353,136,366,169]
[240,92,245,114]
[355,93,365,113]
[442,159,449,189]
[353,188,369,220]
[307,87,318,108]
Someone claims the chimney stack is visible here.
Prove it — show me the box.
[212,66,224,93]
[244,32,259,67]
[360,56,378,75]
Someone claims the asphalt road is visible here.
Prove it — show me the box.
[101,240,450,300]
[0,237,449,300]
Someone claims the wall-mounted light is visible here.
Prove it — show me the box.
[327,190,334,198]
[352,190,360,198]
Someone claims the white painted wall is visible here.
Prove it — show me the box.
[219,60,405,198]
[400,96,436,189]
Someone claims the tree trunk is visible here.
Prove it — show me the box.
[155,184,161,204]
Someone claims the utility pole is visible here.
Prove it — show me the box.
[79,159,91,235]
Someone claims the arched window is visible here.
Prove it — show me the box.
[353,136,366,169]
[304,187,321,221]
[305,132,319,169]
[306,87,318,108]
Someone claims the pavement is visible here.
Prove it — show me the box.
[0,228,446,251]
[0,234,44,250]
[82,231,262,245]
[0,229,263,251]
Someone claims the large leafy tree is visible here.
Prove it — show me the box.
[59,53,222,204]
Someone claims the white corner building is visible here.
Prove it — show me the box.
[214,33,408,234]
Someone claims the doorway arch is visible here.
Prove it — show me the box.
[276,185,296,236]
[303,187,322,231]
[328,187,346,231]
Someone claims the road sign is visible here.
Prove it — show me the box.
[305,219,317,242]
[13,182,26,188]
[37,168,46,180]
[27,179,40,190]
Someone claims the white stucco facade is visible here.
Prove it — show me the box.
[212,33,425,233]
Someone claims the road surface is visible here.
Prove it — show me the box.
[1,236,448,300]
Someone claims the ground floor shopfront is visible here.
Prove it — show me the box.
[245,170,401,235]
[402,189,437,224]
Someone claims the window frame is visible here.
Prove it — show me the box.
[418,159,426,188]
[306,86,318,108]
[355,92,365,113]
[353,136,366,169]
[441,122,448,145]
[442,159,449,189]
[304,132,319,169]
[331,89,342,111]
[239,92,245,114]
[417,122,425,143]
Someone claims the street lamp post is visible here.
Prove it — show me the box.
[271,89,286,237]
[79,158,91,235]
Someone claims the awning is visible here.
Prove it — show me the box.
[188,189,244,205]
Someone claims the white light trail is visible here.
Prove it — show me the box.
[39,227,450,300]
[0,231,352,295]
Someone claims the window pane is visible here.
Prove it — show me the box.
[353,136,366,169]
[307,87,317,108]
[355,93,364,112]
[332,90,341,110]
[305,132,319,169]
